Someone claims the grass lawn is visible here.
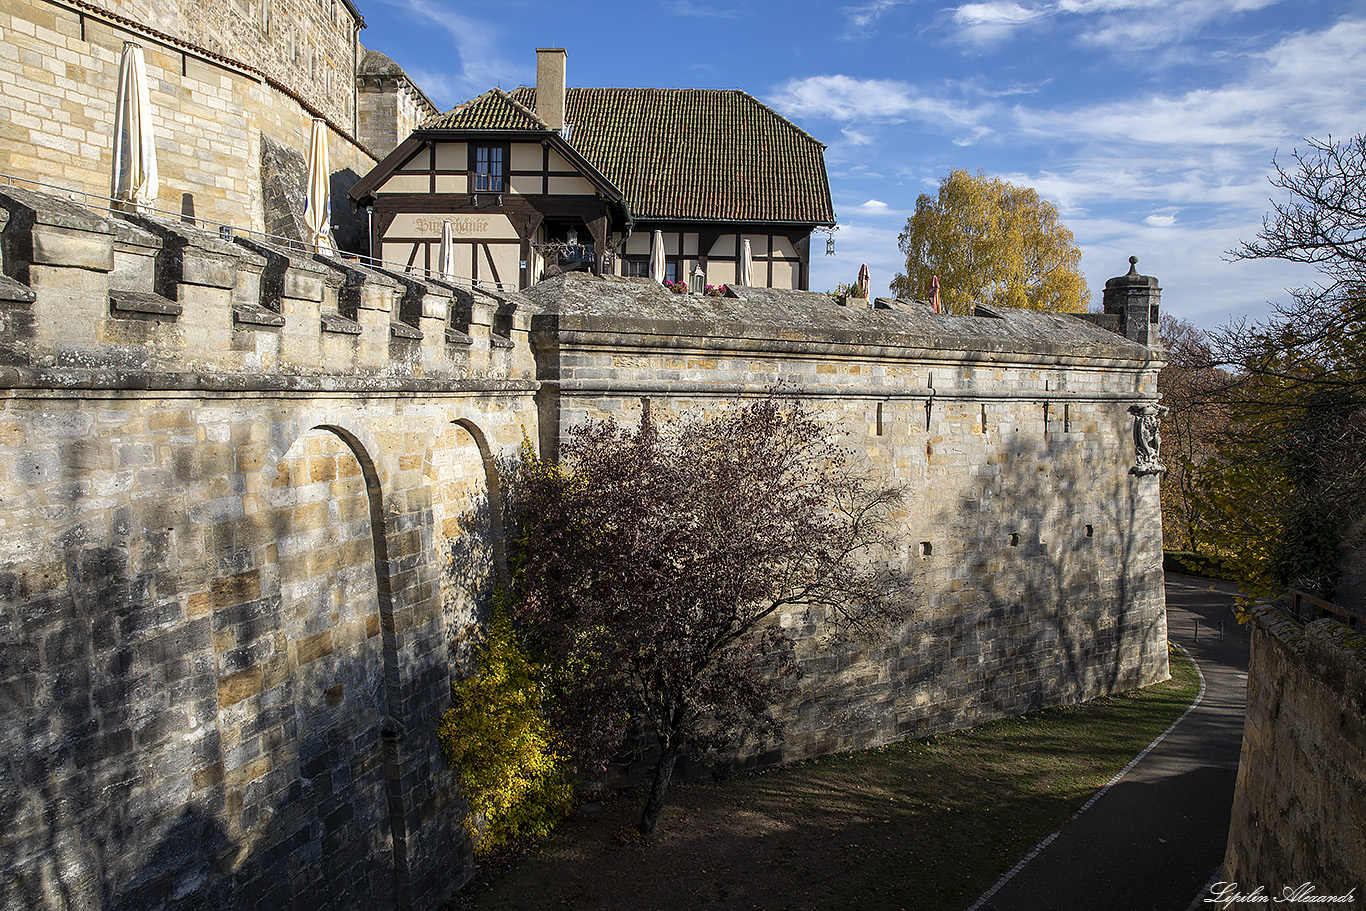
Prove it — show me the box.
[449,643,1200,911]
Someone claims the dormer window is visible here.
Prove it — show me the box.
[474,145,504,192]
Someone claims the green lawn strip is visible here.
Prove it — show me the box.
[452,643,1200,911]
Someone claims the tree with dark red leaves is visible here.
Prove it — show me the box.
[513,395,911,835]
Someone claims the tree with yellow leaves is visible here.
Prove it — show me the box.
[890,169,1089,314]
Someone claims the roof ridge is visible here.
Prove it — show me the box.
[496,87,551,128]
[423,87,553,131]
[734,89,828,151]
[555,86,828,149]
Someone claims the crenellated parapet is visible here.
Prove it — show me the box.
[0,185,538,385]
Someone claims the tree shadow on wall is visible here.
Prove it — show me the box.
[443,492,496,678]
[921,426,1165,731]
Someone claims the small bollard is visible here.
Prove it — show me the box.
[1219,621,1224,642]
[1194,619,1198,641]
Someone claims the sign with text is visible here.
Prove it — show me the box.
[384,213,519,240]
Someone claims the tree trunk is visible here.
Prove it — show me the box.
[638,747,678,836]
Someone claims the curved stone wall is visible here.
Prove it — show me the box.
[0,0,376,241]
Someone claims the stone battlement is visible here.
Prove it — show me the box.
[0,185,534,386]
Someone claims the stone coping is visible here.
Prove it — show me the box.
[522,273,1161,364]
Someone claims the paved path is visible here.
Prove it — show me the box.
[968,572,1249,911]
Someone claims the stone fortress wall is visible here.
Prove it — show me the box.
[526,275,1171,771]
[0,0,434,247]
[0,183,535,911]
[0,179,1172,909]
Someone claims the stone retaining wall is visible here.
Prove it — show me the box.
[1224,604,1366,893]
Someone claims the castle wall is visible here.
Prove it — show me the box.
[81,0,361,128]
[1223,604,1366,893]
[1,186,1170,908]
[0,0,376,241]
[357,76,435,161]
[0,186,535,910]
[528,278,1170,770]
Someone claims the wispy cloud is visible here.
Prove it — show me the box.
[769,75,995,134]
[372,0,525,107]
[954,2,1050,26]
[1080,0,1283,49]
[1015,18,1366,152]
[667,0,750,19]
[951,1,1055,45]
[945,0,1286,49]
[842,0,914,29]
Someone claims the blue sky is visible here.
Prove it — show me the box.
[358,0,1366,331]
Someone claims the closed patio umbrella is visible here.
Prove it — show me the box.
[740,238,753,286]
[439,219,455,281]
[931,275,942,314]
[857,263,870,298]
[111,41,158,213]
[305,118,333,252]
[649,230,665,283]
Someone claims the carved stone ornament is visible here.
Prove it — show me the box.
[1129,401,1169,475]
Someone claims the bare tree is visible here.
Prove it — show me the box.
[1193,134,1366,605]
[1156,315,1229,553]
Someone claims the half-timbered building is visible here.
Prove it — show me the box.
[347,48,836,291]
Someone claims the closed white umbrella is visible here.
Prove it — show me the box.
[111,42,158,213]
[649,230,665,283]
[439,219,455,281]
[739,238,753,286]
[305,118,333,252]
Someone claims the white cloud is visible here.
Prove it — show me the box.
[841,126,876,146]
[1143,213,1178,227]
[769,75,995,132]
[953,2,1049,26]
[860,199,890,210]
[1013,18,1366,154]
[942,0,1287,49]
[1081,0,1284,49]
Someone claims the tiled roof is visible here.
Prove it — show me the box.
[423,89,550,132]
[423,87,835,225]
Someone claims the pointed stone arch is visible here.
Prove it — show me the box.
[216,421,411,908]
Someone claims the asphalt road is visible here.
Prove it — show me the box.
[968,572,1249,911]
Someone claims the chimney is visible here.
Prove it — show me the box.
[536,48,567,132]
